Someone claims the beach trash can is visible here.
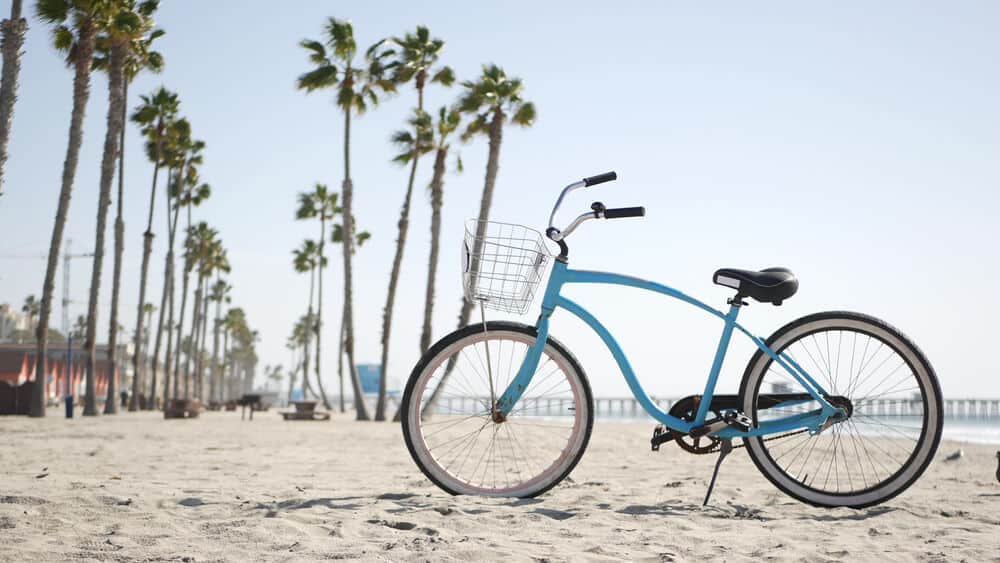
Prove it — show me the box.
[65,395,74,418]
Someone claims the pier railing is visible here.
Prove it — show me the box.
[591,397,1000,419]
[402,395,1000,420]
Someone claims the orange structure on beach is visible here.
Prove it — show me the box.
[0,344,119,414]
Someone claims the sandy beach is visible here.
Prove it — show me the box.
[1,411,997,562]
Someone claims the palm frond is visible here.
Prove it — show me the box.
[297,65,339,92]
[299,39,328,65]
[34,0,70,25]
[430,66,455,86]
[511,101,536,127]
[325,18,356,60]
[461,112,489,142]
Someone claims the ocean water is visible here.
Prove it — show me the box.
[595,411,1000,444]
[940,419,1000,445]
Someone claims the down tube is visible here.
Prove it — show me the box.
[550,296,697,433]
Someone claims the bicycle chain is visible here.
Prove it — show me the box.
[693,427,810,455]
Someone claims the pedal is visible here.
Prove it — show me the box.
[723,410,752,432]
[651,424,674,451]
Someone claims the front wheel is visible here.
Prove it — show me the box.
[401,322,594,498]
[739,311,943,508]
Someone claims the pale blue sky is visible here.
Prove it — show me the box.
[1,1,998,398]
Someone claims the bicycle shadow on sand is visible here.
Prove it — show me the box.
[615,502,900,523]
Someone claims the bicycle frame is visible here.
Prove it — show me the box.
[495,260,845,439]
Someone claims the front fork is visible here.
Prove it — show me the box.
[494,313,552,415]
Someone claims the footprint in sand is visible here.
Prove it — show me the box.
[0,495,47,506]
[367,518,439,535]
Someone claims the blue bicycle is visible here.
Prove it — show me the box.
[401,172,943,508]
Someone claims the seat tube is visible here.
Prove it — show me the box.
[693,303,741,424]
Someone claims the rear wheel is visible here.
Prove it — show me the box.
[401,322,594,498]
[739,312,942,508]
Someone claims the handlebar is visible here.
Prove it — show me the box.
[546,171,644,245]
[583,171,617,187]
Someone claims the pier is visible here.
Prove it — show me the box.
[433,396,1000,420]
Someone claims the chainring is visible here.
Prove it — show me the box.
[667,397,722,455]
[666,395,808,455]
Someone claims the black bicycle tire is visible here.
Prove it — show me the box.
[400,321,595,498]
[738,311,943,508]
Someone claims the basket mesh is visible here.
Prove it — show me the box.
[461,220,552,314]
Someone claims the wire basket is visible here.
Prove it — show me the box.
[461,220,552,314]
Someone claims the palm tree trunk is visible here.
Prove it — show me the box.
[209,279,222,404]
[196,283,210,399]
[30,21,96,418]
[0,0,26,200]
[287,351,297,405]
[104,78,129,415]
[314,216,332,409]
[422,110,504,417]
[420,147,447,353]
[341,108,370,420]
[191,278,204,398]
[156,184,180,408]
[301,264,318,401]
[221,327,229,402]
[83,40,127,417]
[396,146,446,427]
[376,144,421,420]
[131,140,162,411]
[174,210,192,399]
[185,277,202,399]
[338,307,345,413]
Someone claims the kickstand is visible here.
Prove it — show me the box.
[703,439,733,507]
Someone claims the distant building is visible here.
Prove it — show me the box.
[0,304,28,343]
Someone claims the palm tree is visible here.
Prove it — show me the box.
[221,307,243,401]
[0,0,28,199]
[295,183,340,410]
[171,151,210,400]
[152,117,192,408]
[375,109,433,419]
[21,294,39,332]
[76,0,141,416]
[332,219,370,412]
[181,221,216,399]
[373,27,453,419]
[89,0,159,415]
[297,17,395,420]
[194,238,227,398]
[31,0,108,417]
[207,277,230,403]
[419,106,462,353]
[97,9,163,412]
[390,108,462,424]
[292,239,324,402]
[129,87,177,411]
[422,65,536,415]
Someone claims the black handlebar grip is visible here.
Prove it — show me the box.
[583,171,617,186]
[604,206,645,219]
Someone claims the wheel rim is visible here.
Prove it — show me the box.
[744,318,940,504]
[407,330,589,496]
